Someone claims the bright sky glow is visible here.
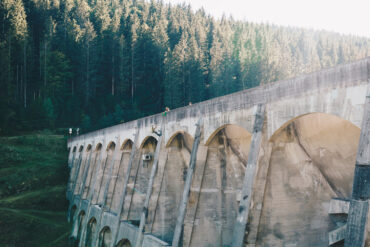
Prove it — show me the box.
[164,0,370,38]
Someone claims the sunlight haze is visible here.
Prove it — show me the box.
[164,0,370,38]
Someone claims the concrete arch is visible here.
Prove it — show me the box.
[151,131,193,242]
[269,112,360,142]
[205,124,252,146]
[95,143,103,151]
[106,141,116,151]
[257,112,361,246]
[190,123,253,246]
[96,141,117,204]
[76,210,85,241]
[70,204,77,223]
[84,217,97,247]
[124,136,158,223]
[97,226,112,247]
[107,139,134,212]
[71,210,85,246]
[139,135,158,149]
[116,239,132,247]
[121,139,133,150]
[166,131,193,150]
[82,143,103,199]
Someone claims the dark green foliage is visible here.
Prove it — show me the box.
[0,0,369,135]
[0,133,70,246]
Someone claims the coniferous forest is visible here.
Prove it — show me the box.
[1,0,370,135]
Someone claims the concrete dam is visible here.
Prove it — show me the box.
[67,58,370,247]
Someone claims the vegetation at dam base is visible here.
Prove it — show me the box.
[1,0,370,137]
[0,132,70,247]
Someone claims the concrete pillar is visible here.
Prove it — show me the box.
[71,145,86,198]
[79,139,106,247]
[182,144,208,247]
[245,114,273,246]
[101,136,120,208]
[345,91,370,247]
[78,141,95,197]
[112,128,140,245]
[67,144,78,195]
[172,118,203,247]
[136,121,164,247]
[231,104,266,247]
[145,149,169,233]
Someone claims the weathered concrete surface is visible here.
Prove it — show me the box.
[256,113,360,246]
[66,58,370,247]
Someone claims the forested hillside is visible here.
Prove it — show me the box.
[1,0,370,134]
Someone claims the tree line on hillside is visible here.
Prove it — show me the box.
[1,0,370,135]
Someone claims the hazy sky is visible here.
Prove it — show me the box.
[163,0,370,38]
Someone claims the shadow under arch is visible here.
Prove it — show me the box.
[189,124,252,246]
[79,145,84,152]
[125,136,158,223]
[97,226,112,247]
[150,131,193,242]
[95,141,117,205]
[86,144,92,152]
[95,143,103,151]
[106,141,116,151]
[105,138,134,213]
[116,239,132,247]
[84,217,97,247]
[121,139,133,150]
[139,135,158,149]
[166,131,193,151]
[70,205,77,223]
[72,210,85,246]
[257,112,361,246]
[70,208,84,247]
[205,124,252,146]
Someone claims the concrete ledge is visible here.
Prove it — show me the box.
[80,199,89,212]
[116,221,139,246]
[329,224,346,245]
[98,211,119,233]
[344,199,369,247]
[142,234,170,247]
[89,204,102,220]
[329,198,350,214]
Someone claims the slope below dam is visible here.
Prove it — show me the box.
[66,58,370,247]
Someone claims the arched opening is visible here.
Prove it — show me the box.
[151,132,193,242]
[106,139,134,213]
[94,141,116,205]
[74,145,93,195]
[70,205,77,223]
[82,143,103,199]
[98,226,112,247]
[191,124,252,246]
[125,136,158,224]
[84,217,97,247]
[256,113,360,246]
[70,210,85,247]
[116,239,132,247]
[69,145,84,191]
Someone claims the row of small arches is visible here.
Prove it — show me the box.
[70,208,132,247]
[69,125,251,155]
